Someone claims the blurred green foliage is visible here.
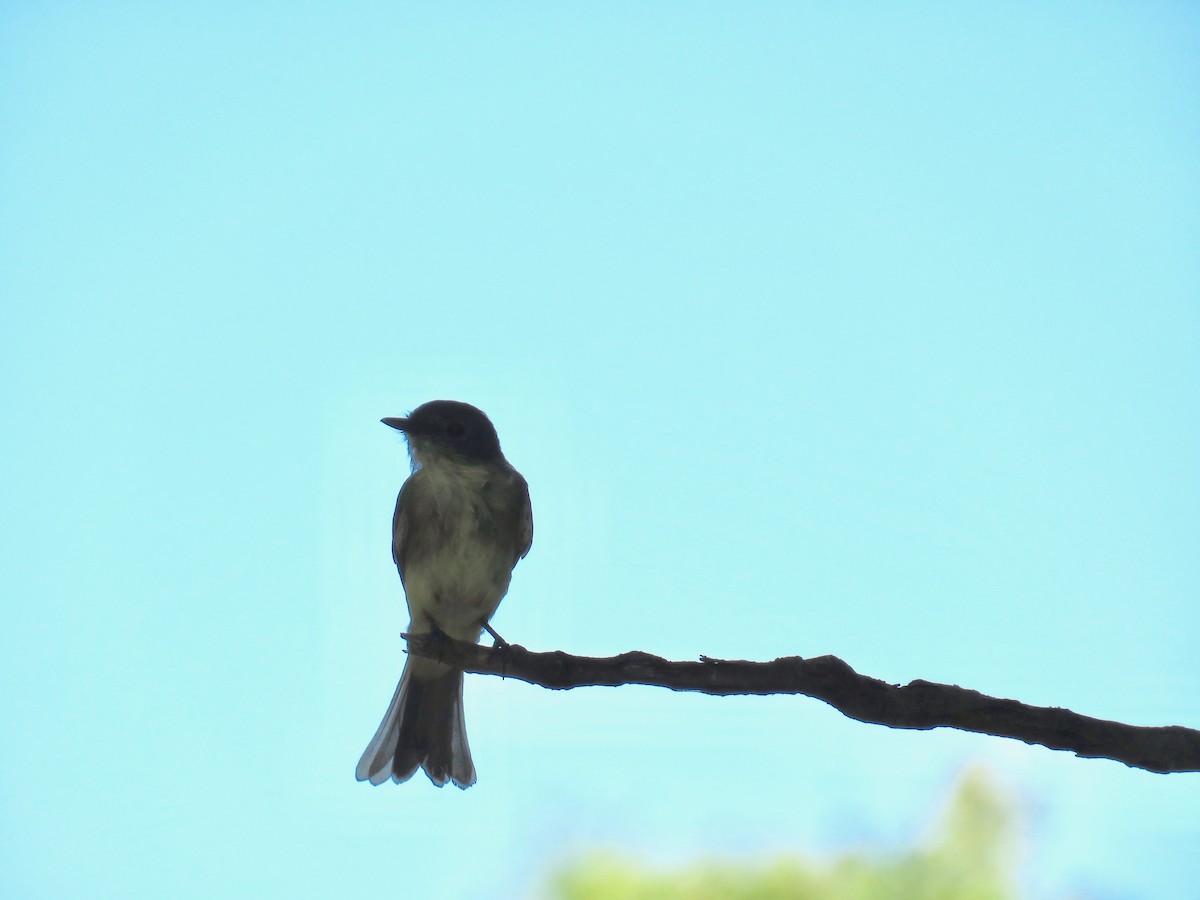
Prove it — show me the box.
[543,766,1020,900]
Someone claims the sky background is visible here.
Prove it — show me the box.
[2,3,1198,898]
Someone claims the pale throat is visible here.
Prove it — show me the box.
[409,442,493,503]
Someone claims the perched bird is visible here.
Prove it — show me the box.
[356,400,533,788]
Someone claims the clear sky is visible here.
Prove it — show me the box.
[2,3,1198,898]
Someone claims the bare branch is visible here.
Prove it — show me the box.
[404,632,1200,775]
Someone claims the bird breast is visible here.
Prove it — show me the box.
[401,460,514,639]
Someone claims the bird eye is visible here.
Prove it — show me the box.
[445,422,466,439]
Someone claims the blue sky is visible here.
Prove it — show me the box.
[2,3,1198,897]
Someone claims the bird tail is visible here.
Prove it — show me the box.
[355,656,476,789]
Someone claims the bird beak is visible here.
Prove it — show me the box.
[381,417,410,431]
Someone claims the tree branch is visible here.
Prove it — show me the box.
[404,632,1200,775]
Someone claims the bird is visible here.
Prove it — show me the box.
[356,400,533,788]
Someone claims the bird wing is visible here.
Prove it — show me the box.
[391,480,412,585]
[512,473,534,564]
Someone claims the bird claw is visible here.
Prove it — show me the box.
[481,621,508,649]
